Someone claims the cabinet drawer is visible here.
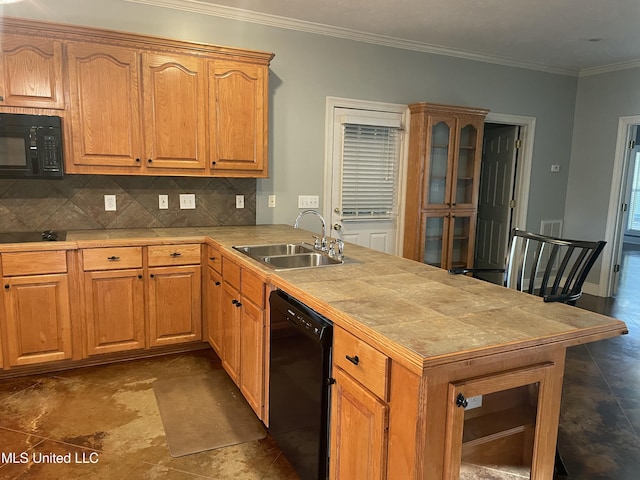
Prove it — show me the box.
[222,256,241,290]
[333,326,389,401]
[83,247,143,271]
[207,244,222,273]
[241,267,265,307]
[2,250,67,276]
[148,244,201,266]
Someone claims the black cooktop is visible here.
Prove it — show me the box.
[0,230,66,244]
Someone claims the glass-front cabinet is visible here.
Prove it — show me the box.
[443,362,557,479]
[404,103,488,269]
[421,211,477,269]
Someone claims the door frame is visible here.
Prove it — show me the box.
[323,96,410,255]
[483,112,536,233]
[601,115,640,297]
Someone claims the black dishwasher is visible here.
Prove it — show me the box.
[268,290,333,480]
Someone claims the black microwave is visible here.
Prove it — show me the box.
[0,113,64,179]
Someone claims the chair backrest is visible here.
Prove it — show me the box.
[504,228,606,305]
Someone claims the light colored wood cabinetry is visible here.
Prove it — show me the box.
[208,61,268,175]
[142,53,207,172]
[147,244,202,346]
[82,247,145,355]
[330,326,390,480]
[1,251,72,366]
[404,103,488,269]
[220,254,267,419]
[81,243,202,356]
[206,244,224,355]
[0,34,64,109]
[66,42,143,170]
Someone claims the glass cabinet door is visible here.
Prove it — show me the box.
[448,213,476,269]
[425,118,455,208]
[421,213,448,268]
[444,363,556,479]
[452,122,480,209]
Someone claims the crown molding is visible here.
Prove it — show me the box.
[579,59,640,77]
[125,0,581,77]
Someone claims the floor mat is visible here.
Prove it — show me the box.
[152,371,266,457]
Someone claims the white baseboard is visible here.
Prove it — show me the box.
[582,281,602,297]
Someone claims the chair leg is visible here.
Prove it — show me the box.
[554,447,569,478]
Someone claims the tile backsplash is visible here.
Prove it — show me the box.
[0,175,256,232]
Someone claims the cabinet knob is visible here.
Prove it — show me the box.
[138,274,143,279]
[345,354,359,365]
[326,377,336,385]
[147,159,153,163]
[232,299,238,304]
[135,158,141,163]
[456,393,468,408]
[209,256,216,261]
[150,274,155,278]
[0,96,4,102]
[215,281,221,286]
[4,284,9,289]
[235,301,242,308]
[212,161,217,166]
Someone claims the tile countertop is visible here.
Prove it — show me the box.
[1,225,629,372]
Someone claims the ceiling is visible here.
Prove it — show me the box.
[129,0,640,76]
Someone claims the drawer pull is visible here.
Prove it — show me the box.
[170,252,182,257]
[107,256,120,261]
[215,281,221,286]
[345,354,360,365]
[209,256,216,260]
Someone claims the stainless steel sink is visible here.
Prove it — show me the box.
[233,242,315,258]
[232,242,350,270]
[262,252,343,269]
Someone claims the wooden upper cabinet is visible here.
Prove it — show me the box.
[142,53,207,171]
[66,42,143,171]
[208,61,268,175]
[0,35,64,109]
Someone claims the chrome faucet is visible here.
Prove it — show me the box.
[294,209,327,251]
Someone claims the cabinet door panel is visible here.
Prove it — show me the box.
[209,61,267,174]
[148,265,202,346]
[330,366,388,480]
[66,42,143,169]
[143,53,206,170]
[221,282,241,385]
[84,269,145,355]
[206,267,223,355]
[4,274,71,366]
[240,298,265,417]
[0,35,64,109]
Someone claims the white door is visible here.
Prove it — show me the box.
[326,104,406,254]
[474,125,519,283]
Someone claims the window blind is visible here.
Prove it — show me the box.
[628,152,640,233]
[340,116,401,221]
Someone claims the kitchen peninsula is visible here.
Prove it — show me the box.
[0,225,627,479]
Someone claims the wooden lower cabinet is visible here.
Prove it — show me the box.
[84,269,145,355]
[148,265,202,346]
[219,255,267,420]
[3,273,72,366]
[330,366,388,480]
[206,266,223,355]
[221,281,241,384]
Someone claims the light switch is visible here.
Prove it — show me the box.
[159,195,168,210]
[179,194,196,209]
[104,195,116,211]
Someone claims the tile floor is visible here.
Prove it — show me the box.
[0,246,638,480]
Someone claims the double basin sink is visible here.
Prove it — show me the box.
[232,242,345,270]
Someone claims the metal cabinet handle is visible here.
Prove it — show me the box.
[4,284,9,289]
[107,256,120,261]
[235,301,242,308]
[232,299,238,304]
[0,96,4,102]
[456,393,468,408]
[135,158,140,163]
[147,159,153,163]
[150,274,155,278]
[345,354,359,365]
[170,252,181,257]
[138,274,143,279]
[214,281,221,286]
[209,256,216,260]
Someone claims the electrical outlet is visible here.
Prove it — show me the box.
[158,195,168,210]
[236,195,245,209]
[179,194,196,209]
[268,194,276,208]
[551,164,560,173]
[298,195,320,208]
[464,395,483,411]
[104,195,116,211]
